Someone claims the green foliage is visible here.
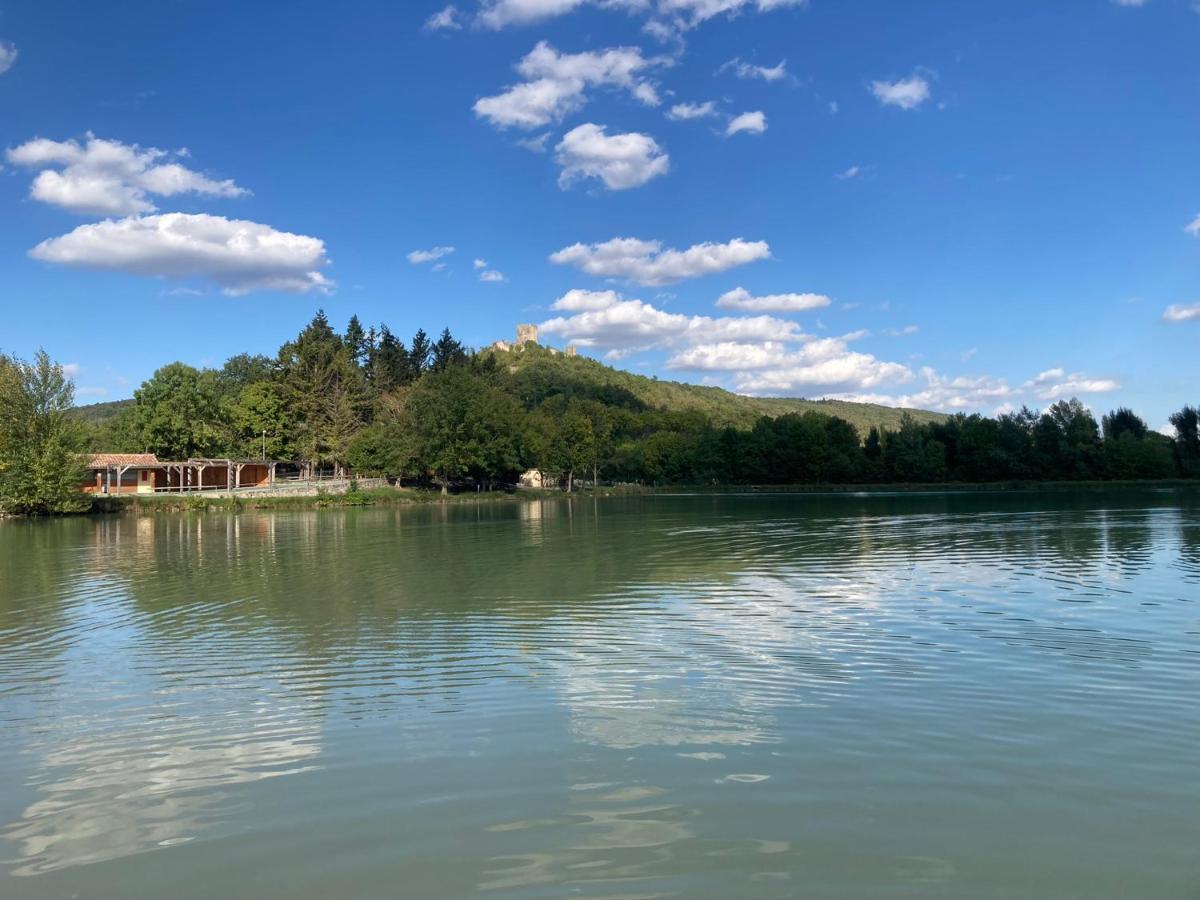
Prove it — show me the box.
[126,362,226,459]
[1170,405,1200,477]
[59,314,1200,500]
[0,351,91,515]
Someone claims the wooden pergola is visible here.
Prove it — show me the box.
[162,458,283,492]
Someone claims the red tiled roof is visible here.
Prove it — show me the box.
[87,454,161,468]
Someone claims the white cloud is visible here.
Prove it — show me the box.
[475,0,805,31]
[473,41,667,130]
[473,258,488,269]
[555,123,669,191]
[6,134,248,217]
[652,0,807,32]
[541,296,807,354]
[551,288,623,311]
[1111,0,1148,6]
[885,324,919,336]
[1163,302,1200,322]
[719,57,787,82]
[726,110,766,136]
[479,269,508,282]
[550,236,770,285]
[1186,215,1200,237]
[666,100,717,120]
[835,165,861,180]
[478,0,591,28]
[61,363,82,378]
[870,73,931,110]
[407,245,456,264]
[1025,367,1120,401]
[0,41,17,74]
[516,133,551,153]
[28,213,332,295]
[678,337,913,394]
[716,286,830,312]
[424,4,463,29]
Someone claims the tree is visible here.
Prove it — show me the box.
[430,328,467,373]
[1102,407,1148,442]
[409,328,432,379]
[127,362,226,459]
[227,381,293,459]
[1169,405,1199,477]
[277,312,371,473]
[214,353,274,398]
[402,366,524,493]
[344,315,369,368]
[0,351,91,515]
[368,325,410,393]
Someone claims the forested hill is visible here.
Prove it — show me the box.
[75,343,944,435]
[71,398,133,424]
[485,344,943,433]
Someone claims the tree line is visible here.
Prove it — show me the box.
[3,311,1199,513]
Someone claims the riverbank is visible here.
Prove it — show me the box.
[73,478,1200,515]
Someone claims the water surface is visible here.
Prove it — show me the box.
[2,491,1198,898]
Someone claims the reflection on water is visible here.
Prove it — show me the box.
[1,490,1199,898]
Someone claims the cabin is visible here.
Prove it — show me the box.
[84,454,287,495]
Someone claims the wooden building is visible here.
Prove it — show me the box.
[84,454,285,495]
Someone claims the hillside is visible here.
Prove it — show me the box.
[484,344,946,434]
[70,398,133,424]
[71,345,946,437]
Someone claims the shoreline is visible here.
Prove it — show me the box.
[63,478,1199,516]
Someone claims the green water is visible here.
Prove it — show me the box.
[1,490,1198,898]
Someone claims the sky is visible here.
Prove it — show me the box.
[1,0,1198,428]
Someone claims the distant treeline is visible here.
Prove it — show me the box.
[3,312,1199,513]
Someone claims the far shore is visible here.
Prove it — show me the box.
[44,478,1194,516]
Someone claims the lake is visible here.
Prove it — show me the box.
[1,490,1198,898]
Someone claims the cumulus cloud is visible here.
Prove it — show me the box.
[870,73,932,110]
[28,213,332,295]
[666,100,717,120]
[1025,367,1119,401]
[473,41,667,130]
[555,123,669,190]
[550,236,770,286]
[1163,302,1200,322]
[408,245,455,264]
[479,268,508,282]
[551,288,623,311]
[677,337,914,394]
[541,296,807,354]
[424,4,463,29]
[824,369,1015,411]
[719,57,787,82]
[1186,215,1200,237]
[0,41,17,74]
[716,286,830,312]
[478,0,592,27]
[6,134,248,217]
[726,110,766,136]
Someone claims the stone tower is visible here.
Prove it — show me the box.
[516,323,539,345]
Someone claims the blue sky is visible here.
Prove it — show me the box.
[1,0,1197,426]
